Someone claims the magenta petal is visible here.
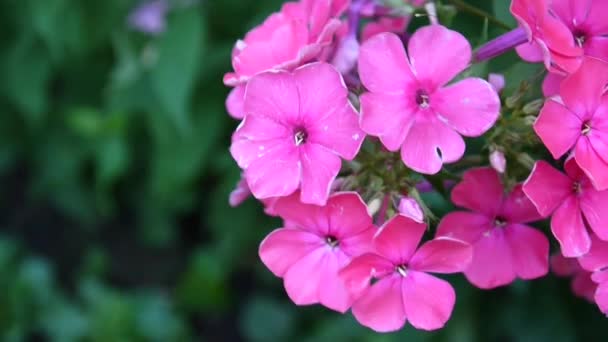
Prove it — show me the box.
[586,37,608,61]
[259,228,324,276]
[351,276,406,333]
[293,63,347,123]
[500,185,543,224]
[272,192,328,235]
[515,41,544,63]
[505,224,549,280]
[244,70,300,124]
[534,100,582,159]
[226,85,246,119]
[572,272,597,302]
[340,253,394,299]
[400,118,465,175]
[542,72,564,97]
[401,271,455,331]
[374,215,426,264]
[433,78,500,137]
[358,32,415,93]
[229,176,251,207]
[308,102,364,160]
[408,25,471,89]
[523,161,572,217]
[241,143,300,199]
[465,229,516,289]
[299,143,341,205]
[318,250,353,313]
[595,281,608,315]
[451,168,503,216]
[578,234,608,272]
[593,269,608,284]
[436,211,490,244]
[359,92,416,150]
[409,238,473,274]
[580,188,608,241]
[326,192,374,238]
[283,247,326,305]
[575,138,608,191]
[560,57,608,116]
[551,196,590,257]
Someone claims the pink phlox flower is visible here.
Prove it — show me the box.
[578,234,608,315]
[230,62,365,206]
[259,191,376,313]
[340,214,472,332]
[437,167,549,289]
[551,253,597,302]
[534,57,608,190]
[357,26,500,174]
[512,0,608,74]
[523,159,608,257]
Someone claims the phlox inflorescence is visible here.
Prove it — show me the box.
[223,0,608,331]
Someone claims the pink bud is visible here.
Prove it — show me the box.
[488,73,505,93]
[490,150,506,173]
[398,197,424,223]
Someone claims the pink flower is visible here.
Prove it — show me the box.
[523,159,608,257]
[578,234,608,314]
[230,62,364,206]
[361,17,409,42]
[358,26,500,174]
[534,57,608,190]
[340,214,472,332]
[512,0,608,73]
[259,192,375,312]
[437,168,549,289]
[551,253,597,302]
[223,0,349,119]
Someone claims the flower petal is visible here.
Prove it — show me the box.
[534,100,582,159]
[308,101,364,160]
[436,211,491,244]
[244,70,300,124]
[359,92,416,150]
[465,229,516,289]
[578,234,608,272]
[272,192,329,236]
[523,161,573,217]
[374,215,426,264]
[318,249,354,313]
[551,196,590,257]
[400,118,465,175]
[595,281,608,315]
[340,252,394,299]
[500,184,543,224]
[293,62,347,124]
[575,138,608,191]
[572,272,597,302]
[226,85,246,119]
[505,224,550,280]
[358,32,416,93]
[351,276,406,332]
[408,25,471,89]
[409,238,473,274]
[283,247,326,305]
[580,187,608,241]
[299,143,342,205]
[259,228,324,276]
[451,167,503,216]
[401,271,455,331]
[560,57,608,117]
[326,192,374,238]
[433,78,500,137]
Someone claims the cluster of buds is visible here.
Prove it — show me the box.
[224,0,608,332]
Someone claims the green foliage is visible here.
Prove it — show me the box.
[0,0,606,341]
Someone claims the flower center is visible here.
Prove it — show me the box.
[395,264,408,277]
[415,89,430,109]
[572,181,582,195]
[494,216,508,228]
[294,128,308,146]
[325,235,339,248]
[573,30,587,47]
[581,122,591,136]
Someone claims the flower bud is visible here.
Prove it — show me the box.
[490,150,506,174]
[398,197,424,223]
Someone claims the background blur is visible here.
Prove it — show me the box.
[0,0,607,341]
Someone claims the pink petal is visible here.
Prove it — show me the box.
[451,167,504,217]
[580,187,608,241]
[542,72,564,97]
[308,100,364,160]
[593,269,608,284]
[400,118,465,174]
[318,249,354,313]
[505,224,550,279]
[351,276,406,332]
[551,196,590,257]
[578,234,608,272]
[226,85,246,119]
[272,192,329,235]
[229,176,251,207]
[326,192,374,238]
[436,211,490,244]
[534,100,582,159]
[574,138,608,190]
[232,114,290,144]
[432,78,500,137]
[259,228,324,276]
[551,253,579,277]
[299,143,342,205]
[465,229,516,289]
[340,252,395,299]
[359,92,416,150]
[409,238,473,274]
[358,32,416,93]
[401,271,455,331]
[560,57,608,116]
[585,0,608,34]
[283,247,326,305]
[595,281,608,315]
[292,63,347,124]
[523,161,573,217]
[408,25,471,89]
[515,41,545,63]
[500,184,543,224]
[585,37,608,61]
[244,70,300,124]
[374,214,426,264]
[362,17,409,42]
[572,272,597,302]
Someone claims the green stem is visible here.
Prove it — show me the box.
[444,0,512,31]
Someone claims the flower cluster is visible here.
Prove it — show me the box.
[224,0,608,332]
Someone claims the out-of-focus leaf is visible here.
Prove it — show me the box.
[239,295,296,342]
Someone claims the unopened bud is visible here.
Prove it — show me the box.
[367,197,383,217]
[488,73,505,93]
[398,197,424,223]
[489,150,506,174]
[523,99,544,115]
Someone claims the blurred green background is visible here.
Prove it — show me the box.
[0,0,606,340]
